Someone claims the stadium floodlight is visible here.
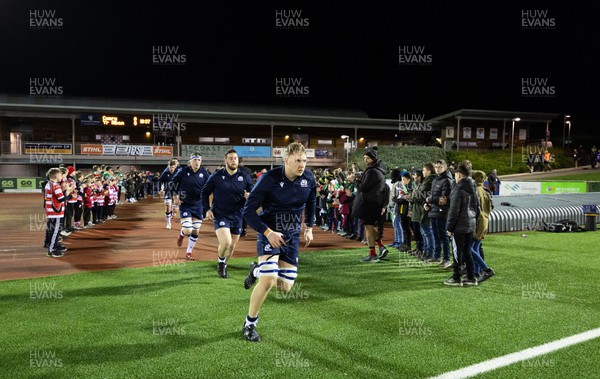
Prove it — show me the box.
[562,115,570,148]
[341,135,350,168]
[510,117,520,168]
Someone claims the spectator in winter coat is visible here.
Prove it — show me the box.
[349,147,389,262]
[443,161,479,287]
[487,169,500,195]
[471,170,495,283]
[426,160,454,268]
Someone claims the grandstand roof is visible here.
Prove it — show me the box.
[0,94,401,130]
[428,109,560,123]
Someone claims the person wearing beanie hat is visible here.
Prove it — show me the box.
[390,168,401,184]
[470,170,495,283]
[350,146,389,262]
[364,147,378,161]
[443,161,480,287]
[67,166,75,177]
[487,169,500,195]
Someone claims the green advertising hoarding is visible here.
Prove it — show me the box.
[17,178,37,190]
[540,181,587,194]
[0,178,17,189]
[0,178,43,190]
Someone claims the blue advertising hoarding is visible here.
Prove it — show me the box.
[233,146,271,158]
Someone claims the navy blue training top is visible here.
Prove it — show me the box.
[201,168,254,218]
[158,167,179,195]
[170,165,210,206]
[243,166,317,235]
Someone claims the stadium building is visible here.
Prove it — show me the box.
[1,94,558,183]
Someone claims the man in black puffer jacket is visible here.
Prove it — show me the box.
[350,147,389,262]
[443,161,480,287]
[426,160,454,268]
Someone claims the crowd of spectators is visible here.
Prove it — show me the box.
[310,152,496,285]
[41,150,498,286]
[573,145,599,169]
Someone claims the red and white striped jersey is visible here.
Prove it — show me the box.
[90,183,98,203]
[44,180,66,218]
[107,185,118,205]
[67,177,77,203]
[96,185,105,206]
[112,184,119,204]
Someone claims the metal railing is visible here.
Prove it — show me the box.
[488,197,600,233]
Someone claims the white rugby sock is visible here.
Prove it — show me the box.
[186,234,198,253]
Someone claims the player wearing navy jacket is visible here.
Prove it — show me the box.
[158,159,179,230]
[202,149,254,278]
[241,142,316,342]
[171,153,210,260]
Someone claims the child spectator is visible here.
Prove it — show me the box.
[338,186,354,237]
[72,171,84,230]
[94,178,106,223]
[326,182,339,232]
[396,171,414,253]
[81,179,94,228]
[471,171,495,283]
[44,168,73,256]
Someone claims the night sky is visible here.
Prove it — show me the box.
[1,2,599,139]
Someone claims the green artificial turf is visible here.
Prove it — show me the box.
[531,172,600,182]
[1,232,599,379]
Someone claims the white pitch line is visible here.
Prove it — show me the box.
[429,327,600,379]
